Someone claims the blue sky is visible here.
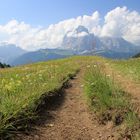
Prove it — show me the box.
[0,0,140,26]
[0,0,140,50]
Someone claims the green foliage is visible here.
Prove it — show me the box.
[0,56,140,139]
[0,57,80,137]
[0,62,10,68]
[84,64,129,113]
[110,58,140,81]
[84,63,140,138]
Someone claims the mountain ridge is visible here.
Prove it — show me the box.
[11,49,75,65]
[2,25,140,65]
[0,44,26,64]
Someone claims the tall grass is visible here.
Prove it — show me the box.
[0,56,140,139]
[0,58,80,138]
[84,63,140,139]
[84,64,128,113]
[110,58,140,81]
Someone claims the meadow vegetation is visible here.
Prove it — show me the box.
[0,56,140,139]
[0,58,80,138]
[83,60,140,139]
[110,58,140,81]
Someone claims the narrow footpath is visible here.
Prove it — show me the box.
[19,71,122,140]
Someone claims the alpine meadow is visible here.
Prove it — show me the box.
[0,0,140,140]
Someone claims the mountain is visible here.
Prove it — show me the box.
[95,37,139,58]
[0,43,26,64]
[61,25,139,58]
[89,50,136,59]
[62,25,102,52]
[100,37,138,52]
[11,49,75,65]
[8,25,140,65]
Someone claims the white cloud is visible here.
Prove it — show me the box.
[0,12,100,51]
[101,7,140,45]
[0,20,42,50]
[0,7,140,50]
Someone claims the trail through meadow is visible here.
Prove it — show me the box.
[19,71,119,140]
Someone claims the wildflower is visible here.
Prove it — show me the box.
[86,65,90,68]
[10,78,14,81]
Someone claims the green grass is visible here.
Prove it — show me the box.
[0,57,80,138]
[110,58,140,81]
[83,63,140,139]
[0,56,140,139]
[84,63,129,113]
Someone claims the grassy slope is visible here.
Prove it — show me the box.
[108,58,140,139]
[0,57,80,138]
[110,58,140,81]
[0,56,140,139]
[83,61,140,139]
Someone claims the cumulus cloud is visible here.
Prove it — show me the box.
[0,20,42,50]
[0,7,140,50]
[101,6,140,45]
[0,12,100,50]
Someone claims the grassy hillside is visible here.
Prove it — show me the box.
[0,56,140,139]
[110,58,140,81]
[0,58,80,138]
[83,60,140,139]
[11,49,75,66]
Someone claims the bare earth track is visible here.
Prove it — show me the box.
[104,64,140,117]
[19,71,123,140]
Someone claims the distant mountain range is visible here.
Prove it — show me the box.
[0,43,26,64]
[1,25,140,66]
[11,49,76,65]
[61,25,139,58]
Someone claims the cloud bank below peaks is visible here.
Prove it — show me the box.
[0,6,140,51]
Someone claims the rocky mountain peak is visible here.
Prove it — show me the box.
[75,25,89,34]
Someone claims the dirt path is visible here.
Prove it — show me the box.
[104,63,140,117]
[19,71,120,140]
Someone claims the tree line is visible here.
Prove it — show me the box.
[0,62,11,68]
